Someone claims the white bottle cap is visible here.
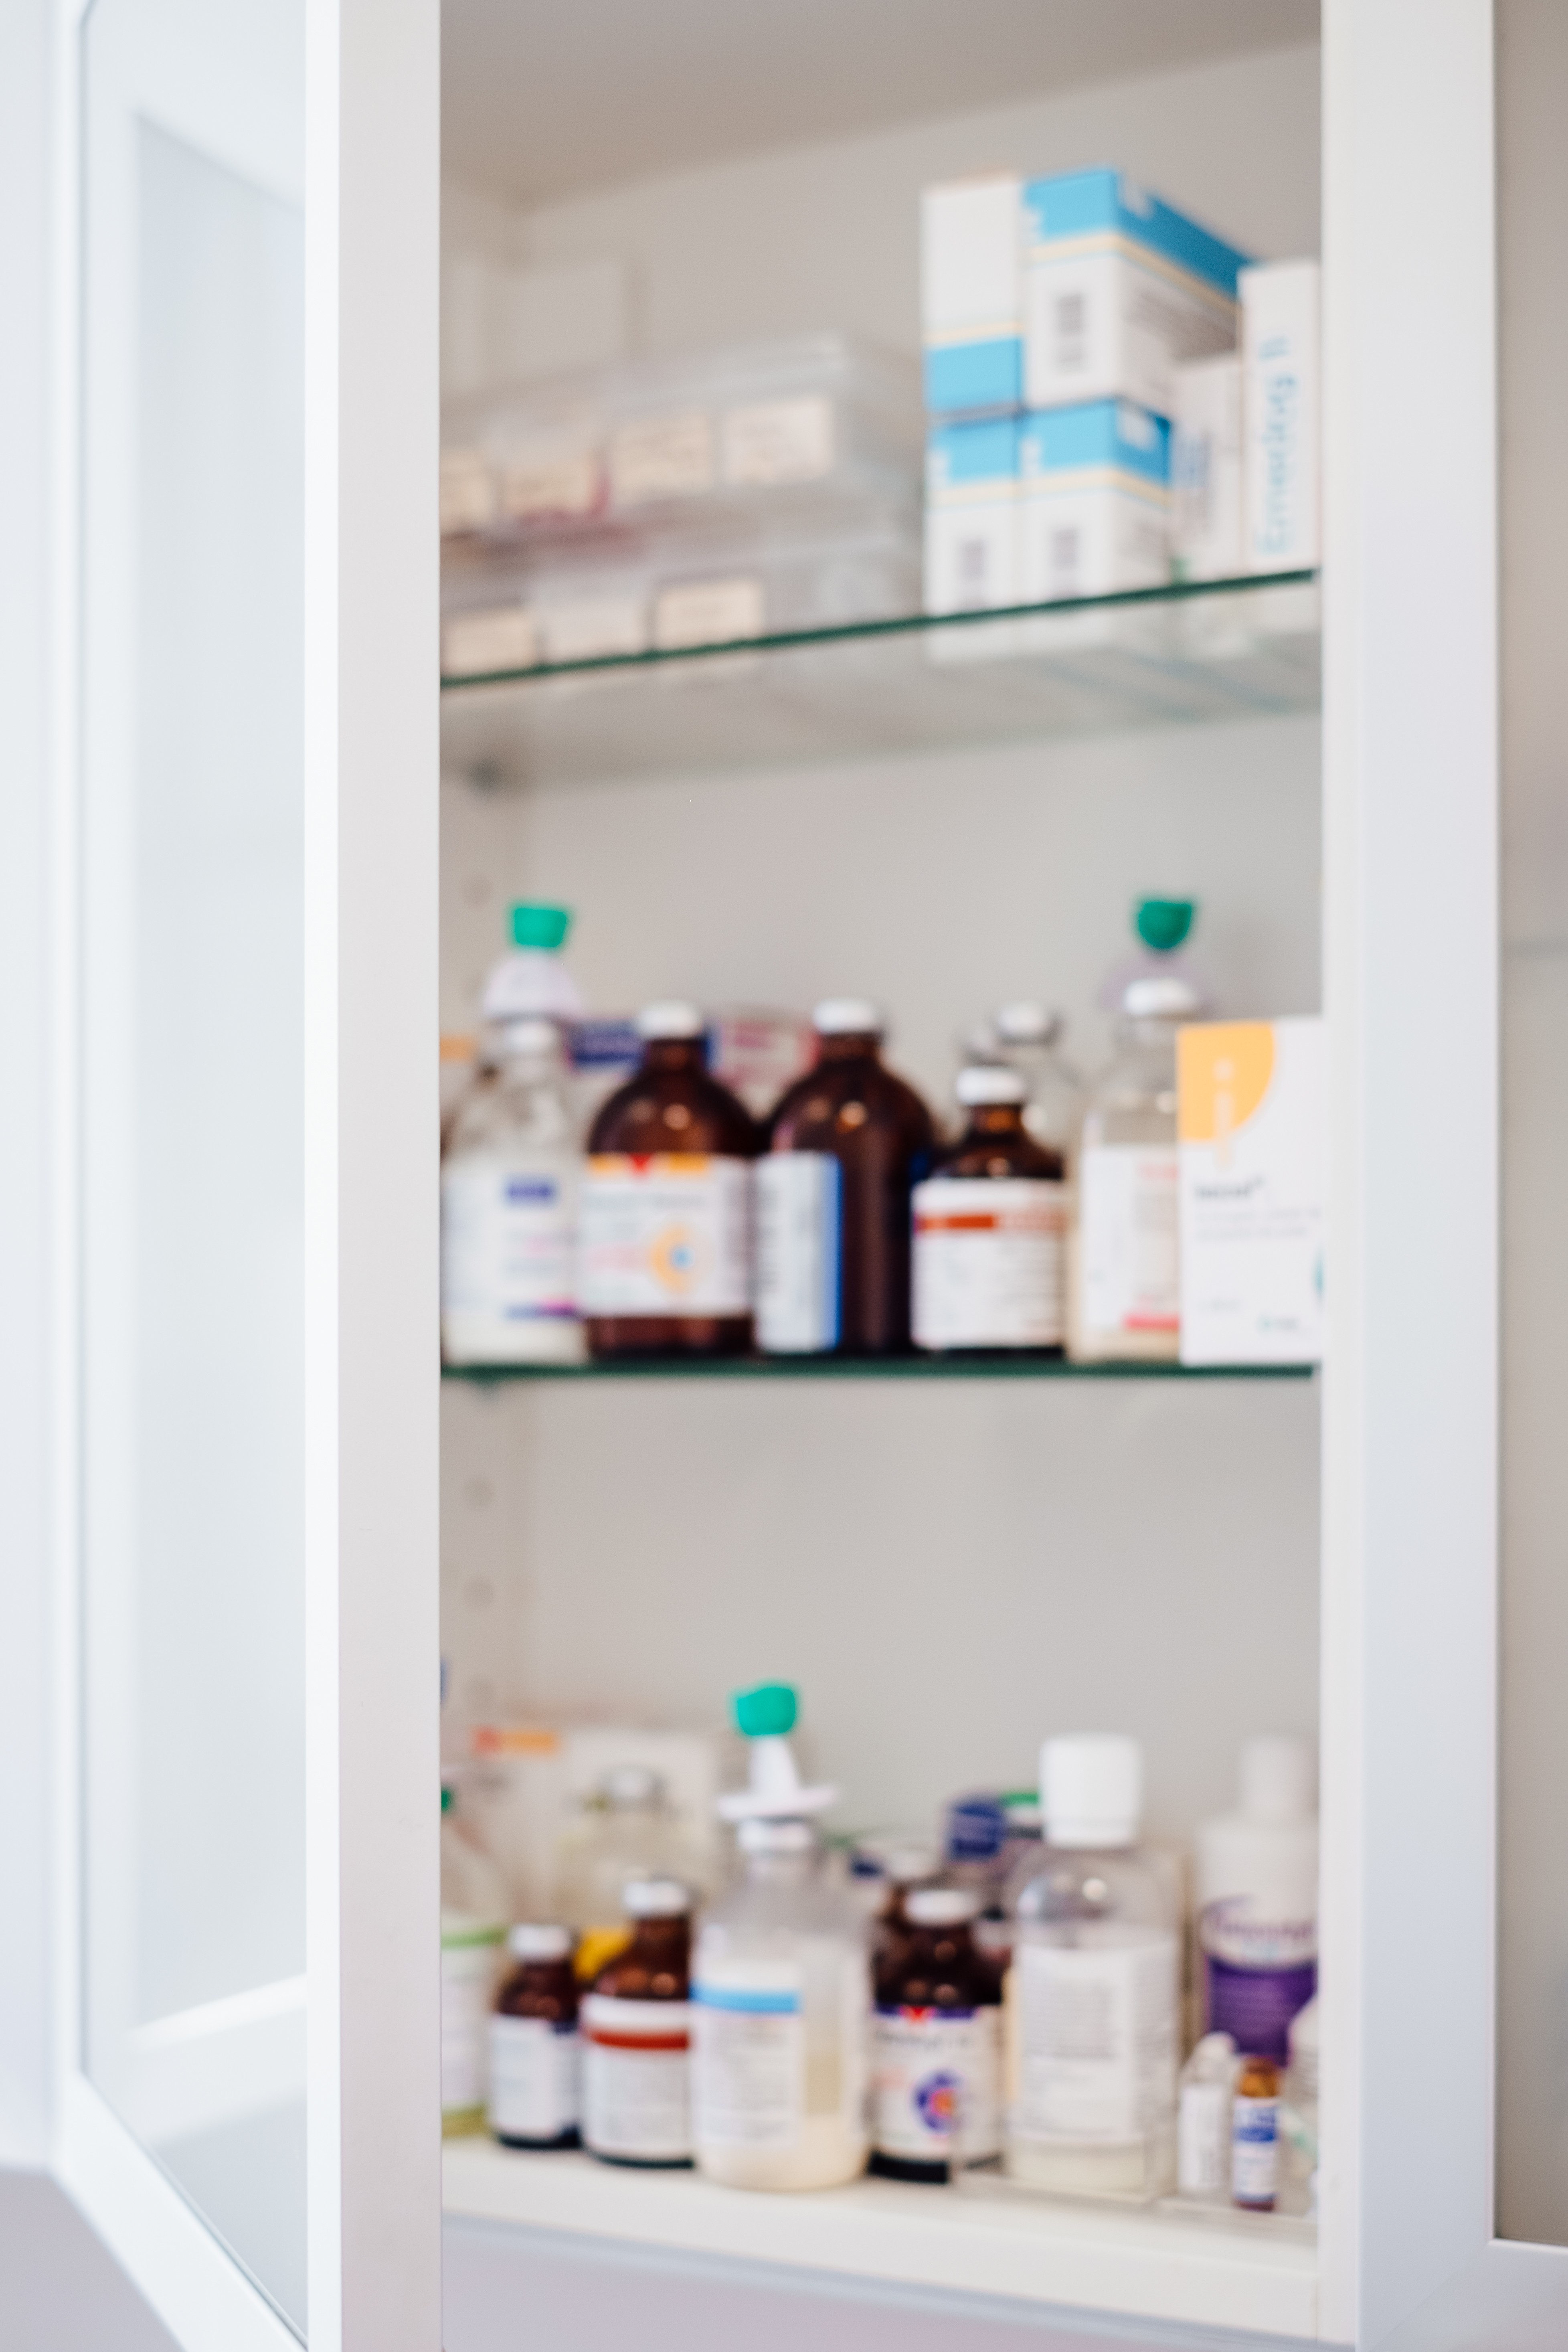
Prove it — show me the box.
[737,1818,814,1856]
[994,1002,1061,1046]
[1238,1735,1316,1823]
[508,1923,572,1961]
[957,1064,1027,1107]
[636,1000,704,1040]
[1123,976,1202,1021]
[622,1876,689,1918]
[813,998,882,1036]
[1041,1734,1143,1849]
[496,1015,561,1060]
[904,1885,981,1927]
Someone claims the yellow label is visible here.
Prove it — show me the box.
[1178,1022,1275,1148]
[575,1923,633,1984]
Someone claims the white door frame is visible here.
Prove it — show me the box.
[46,1,442,2346]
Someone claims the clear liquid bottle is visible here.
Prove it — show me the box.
[1005,1735,1179,2199]
[441,1783,509,2137]
[441,1014,583,1365]
[693,1683,868,2190]
[980,1003,1086,1162]
[553,1765,707,1981]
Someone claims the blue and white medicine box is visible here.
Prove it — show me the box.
[921,176,1024,417]
[924,415,1020,613]
[1017,401,1171,602]
[1023,168,1250,417]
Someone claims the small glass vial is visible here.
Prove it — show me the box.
[580,1002,759,1360]
[581,1879,693,2168]
[489,1925,580,2150]
[441,1014,583,1366]
[983,1003,1086,1162]
[912,1067,1067,1352]
[1006,1736,1180,2199]
[871,1886,1001,2183]
[692,1818,870,2192]
[1071,974,1202,1362]
[1232,2054,1283,2210]
[1176,2031,1239,2200]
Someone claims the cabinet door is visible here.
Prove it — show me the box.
[52,1,439,2346]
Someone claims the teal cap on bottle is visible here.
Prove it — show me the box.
[510,902,572,951]
[733,1682,798,1738]
[1134,897,1196,953]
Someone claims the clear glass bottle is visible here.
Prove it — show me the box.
[553,1765,707,1980]
[1071,975,1202,1362]
[441,1014,584,1365]
[1005,1736,1179,2199]
[441,1783,509,2137]
[693,1818,870,2190]
[981,1003,1086,1162]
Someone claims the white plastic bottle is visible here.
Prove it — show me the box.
[1176,2031,1238,2200]
[1005,1735,1179,2198]
[441,1783,509,2137]
[691,1684,869,2191]
[441,1014,584,1365]
[1196,1736,1318,2066]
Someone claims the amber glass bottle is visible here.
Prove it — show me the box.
[912,1065,1067,1352]
[870,1887,1001,2182]
[580,1881,693,2168]
[489,1924,580,2150]
[757,1000,935,1355]
[580,1002,760,1359]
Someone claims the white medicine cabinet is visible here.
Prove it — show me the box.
[16,0,1567,2348]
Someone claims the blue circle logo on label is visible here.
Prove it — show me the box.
[914,2069,962,2135]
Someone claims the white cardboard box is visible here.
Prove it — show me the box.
[920,175,1024,417]
[924,415,1020,611]
[1240,259,1321,572]
[1171,354,1244,581]
[1017,399,1170,601]
[1177,1018,1325,1366]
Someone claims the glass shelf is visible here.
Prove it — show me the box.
[439,570,1320,787]
[443,1356,1315,1384]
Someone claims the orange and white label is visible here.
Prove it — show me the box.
[912,1177,1066,1350]
[579,1154,752,1318]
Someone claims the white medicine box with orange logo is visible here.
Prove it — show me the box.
[1176,1018,1325,1367]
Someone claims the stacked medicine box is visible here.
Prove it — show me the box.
[922,169,1319,612]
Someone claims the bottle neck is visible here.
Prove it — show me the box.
[628,1914,689,1955]
[964,1102,1027,1139]
[815,1030,882,1066]
[641,1035,706,1075]
[743,1847,816,1888]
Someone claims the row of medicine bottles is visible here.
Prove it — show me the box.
[441,897,1208,1365]
[441,1687,1318,2212]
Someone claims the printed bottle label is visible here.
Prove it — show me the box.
[580,1995,691,2162]
[1178,2077,1231,2194]
[440,1931,504,2118]
[912,1177,1066,1348]
[1013,1934,1178,2146]
[755,1154,841,1352]
[488,2016,580,2142]
[579,1155,752,1318]
[441,1159,578,1338]
[692,1966,805,2151]
[872,2006,1001,2163]
[1201,1897,1316,2065]
[1079,1145,1180,1335]
[1232,2093,1280,2206]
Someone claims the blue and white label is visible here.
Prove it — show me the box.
[441,1155,579,1362]
[692,1963,804,2153]
[872,2006,1001,2164]
[1232,2092,1280,2208]
[756,1153,842,1353]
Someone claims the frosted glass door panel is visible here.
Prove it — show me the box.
[1498,0,1568,2249]
[79,0,307,2330]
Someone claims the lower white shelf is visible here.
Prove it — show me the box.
[443,2139,1318,2340]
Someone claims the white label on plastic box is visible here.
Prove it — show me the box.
[442,605,538,678]
[610,410,715,506]
[1177,1018,1325,1365]
[579,1154,752,1316]
[756,1153,841,1353]
[912,1177,1066,1348]
[537,594,648,664]
[692,1965,805,2152]
[441,447,496,536]
[502,441,601,523]
[653,577,765,650]
[721,395,835,487]
[1014,1935,1178,2146]
[1079,1144,1180,1336]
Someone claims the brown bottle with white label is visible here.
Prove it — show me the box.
[579,1002,760,1359]
[912,1067,1066,1353]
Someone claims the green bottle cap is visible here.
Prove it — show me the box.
[1135,897,1196,953]
[441,1785,453,1813]
[510,902,572,951]
[733,1682,798,1739]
